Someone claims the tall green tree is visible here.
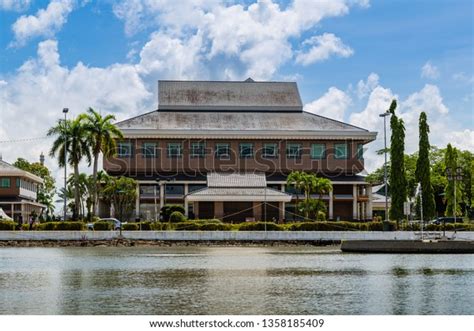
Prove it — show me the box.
[415,112,436,220]
[444,144,462,217]
[48,117,91,220]
[82,108,123,218]
[388,100,407,222]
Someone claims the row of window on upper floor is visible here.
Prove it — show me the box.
[116,142,364,160]
[0,177,37,191]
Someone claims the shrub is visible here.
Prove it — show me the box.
[161,205,185,222]
[366,222,384,231]
[139,222,152,231]
[169,211,187,223]
[174,221,201,230]
[199,223,234,231]
[122,223,139,231]
[316,211,326,222]
[193,219,223,224]
[238,222,283,231]
[38,222,57,231]
[21,224,31,231]
[93,221,112,231]
[55,222,86,231]
[0,221,16,230]
[150,222,164,230]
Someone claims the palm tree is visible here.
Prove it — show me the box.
[312,177,333,200]
[82,108,123,217]
[48,117,91,220]
[287,171,306,219]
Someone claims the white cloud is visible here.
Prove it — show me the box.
[295,33,353,66]
[112,0,366,80]
[356,72,379,99]
[304,87,352,121]
[402,84,448,115]
[452,72,474,84]
[349,76,472,171]
[138,31,207,80]
[421,61,439,80]
[10,0,75,47]
[0,0,31,11]
[0,39,152,188]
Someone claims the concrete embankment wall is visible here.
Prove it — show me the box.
[0,231,473,241]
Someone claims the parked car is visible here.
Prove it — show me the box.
[430,217,461,225]
[87,218,126,230]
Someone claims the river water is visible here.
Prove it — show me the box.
[0,246,472,315]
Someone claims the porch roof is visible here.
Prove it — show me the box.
[185,187,292,202]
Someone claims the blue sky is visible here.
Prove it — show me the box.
[0,0,473,176]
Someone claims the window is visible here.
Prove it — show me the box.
[262,143,278,158]
[215,143,230,159]
[311,143,326,159]
[0,178,11,188]
[286,143,302,159]
[357,143,364,160]
[118,142,132,158]
[334,143,348,159]
[239,143,254,158]
[191,142,206,158]
[165,184,184,195]
[142,143,156,158]
[16,178,21,187]
[167,143,182,158]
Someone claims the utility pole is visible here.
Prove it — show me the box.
[379,110,391,226]
[62,108,69,221]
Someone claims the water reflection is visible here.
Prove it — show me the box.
[0,247,472,315]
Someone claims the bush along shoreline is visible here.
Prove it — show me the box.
[0,219,473,232]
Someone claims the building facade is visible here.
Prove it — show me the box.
[103,79,377,222]
[0,159,44,223]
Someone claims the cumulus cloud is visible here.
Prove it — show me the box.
[421,61,440,79]
[0,0,31,11]
[356,72,379,99]
[10,0,75,47]
[304,87,352,121]
[112,0,366,80]
[402,84,448,115]
[349,76,471,171]
[295,33,353,66]
[0,39,152,180]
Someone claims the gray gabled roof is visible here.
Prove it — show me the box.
[0,160,43,183]
[116,110,375,140]
[185,187,292,202]
[158,80,303,111]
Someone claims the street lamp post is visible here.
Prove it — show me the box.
[62,108,69,221]
[446,166,464,227]
[379,111,391,226]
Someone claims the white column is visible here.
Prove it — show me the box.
[329,189,334,220]
[352,184,358,220]
[159,183,165,210]
[135,183,140,218]
[184,183,189,217]
[281,184,285,192]
[367,185,373,221]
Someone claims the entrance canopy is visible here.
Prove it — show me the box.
[185,172,291,202]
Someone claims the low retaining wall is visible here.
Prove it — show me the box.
[0,231,473,241]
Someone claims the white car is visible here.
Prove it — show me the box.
[87,218,126,231]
